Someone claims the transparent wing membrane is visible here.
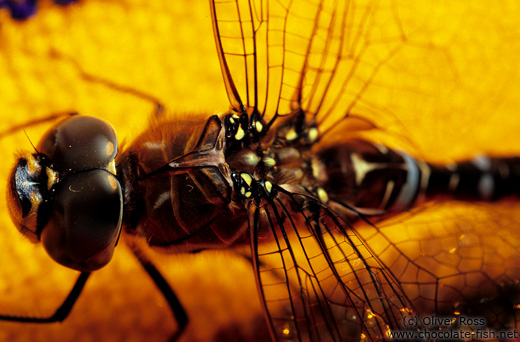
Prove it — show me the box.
[247,188,417,341]
[211,0,407,134]
[373,200,520,325]
[247,190,520,341]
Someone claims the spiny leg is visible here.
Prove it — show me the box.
[0,271,90,323]
[0,111,78,139]
[126,239,188,342]
[48,48,166,114]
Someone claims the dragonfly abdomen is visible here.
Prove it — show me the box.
[317,139,520,217]
[423,155,520,202]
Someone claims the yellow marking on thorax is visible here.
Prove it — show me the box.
[240,173,252,186]
[264,181,273,194]
[317,187,328,203]
[263,157,276,168]
[307,127,318,142]
[235,126,245,140]
[285,128,298,141]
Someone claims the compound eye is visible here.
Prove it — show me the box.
[38,116,118,173]
[40,169,123,272]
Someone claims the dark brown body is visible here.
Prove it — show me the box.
[116,113,520,256]
[117,115,249,252]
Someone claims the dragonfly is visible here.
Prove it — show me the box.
[1,0,520,341]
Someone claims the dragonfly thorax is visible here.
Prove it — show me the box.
[117,115,250,252]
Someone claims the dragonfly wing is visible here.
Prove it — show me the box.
[210,0,407,133]
[246,185,417,341]
[370,200,520,329]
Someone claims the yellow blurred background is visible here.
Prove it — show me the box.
[0,0,518,341]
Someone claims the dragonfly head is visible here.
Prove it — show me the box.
[7,115,123,272]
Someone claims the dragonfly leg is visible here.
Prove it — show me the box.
[127,240,188,342]
[0,271,90,323]
[0,112,78,139]
[48,48,166,112]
